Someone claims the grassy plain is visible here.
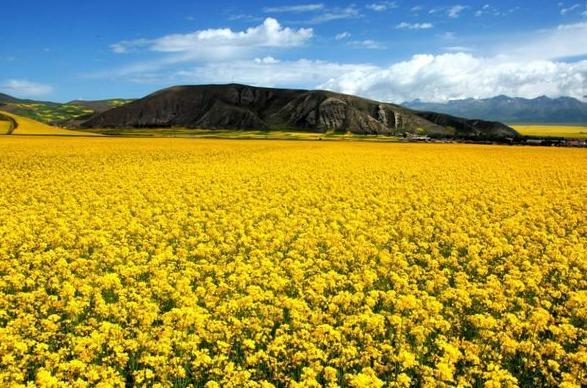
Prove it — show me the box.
[79,127,402,141]
[0,136,585,386]
[512,124,587,138]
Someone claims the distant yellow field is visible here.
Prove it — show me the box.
[512,125,587,138]
[0,111,100,136]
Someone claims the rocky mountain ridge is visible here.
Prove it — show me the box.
[81,84,517,139]
[404,95,587,124]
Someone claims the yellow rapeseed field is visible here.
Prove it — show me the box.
[0,111,100,136]
[0,120,12,135]
[512,125,587,139]
[0,137,585,387]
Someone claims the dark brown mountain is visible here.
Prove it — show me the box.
[81,84,518,138]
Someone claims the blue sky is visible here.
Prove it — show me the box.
[1,0,586,102]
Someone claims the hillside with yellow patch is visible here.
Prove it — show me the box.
[0,111,99,136]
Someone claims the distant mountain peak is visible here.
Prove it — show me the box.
[404,95,587,124]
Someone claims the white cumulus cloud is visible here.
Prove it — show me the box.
[111,18,313,59]
[319,53,587,102]
[254,56,280,64]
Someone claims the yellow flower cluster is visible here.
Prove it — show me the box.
[0,137,585,387]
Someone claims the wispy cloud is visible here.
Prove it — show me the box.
[439,31,456,40]
[227,14,264,22]
[348,40,385,49]
[171,59,376,88]
[366,2,398,12]
[475,4,497,17]
[263,3,324,13]
[305,5,361,24]
[396,22,434,30]
[443,46,474,52]
[1,79,54,97]
[428,5,468,18]
[111,39,150,54]
[560,3,581,15]
[335,32,351,40]
[234,4,360,25]
[475,4,519,17]
[447,5,467,18]
[500,21,587,60]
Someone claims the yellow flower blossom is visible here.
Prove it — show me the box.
[0,137,585,386]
